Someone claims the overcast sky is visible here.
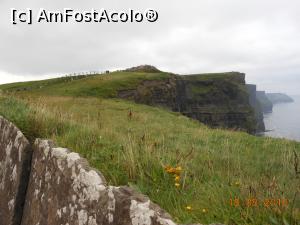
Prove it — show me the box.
[0,0,299,95]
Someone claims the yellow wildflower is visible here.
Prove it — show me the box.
[202,208,208,213]
[165,165,176,174]
[186,206,192,211]
[175,175,180,182]
[164,165,171,171]
[175,166,182,174]
[164,165,183,175]
[175,183,180,188]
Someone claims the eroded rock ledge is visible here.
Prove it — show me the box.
[117,72,261,134]
[0,116,224,225]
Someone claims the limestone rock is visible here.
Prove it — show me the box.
[0,116,32,225]
[21,139,109,225]
[21,139,179,225]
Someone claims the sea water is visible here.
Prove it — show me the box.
[263,95,300,142]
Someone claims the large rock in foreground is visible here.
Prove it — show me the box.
[21,139,178,225]
[0,116,32,225]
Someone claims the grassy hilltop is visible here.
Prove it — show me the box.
[0,70,299,225]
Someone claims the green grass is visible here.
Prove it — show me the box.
[0,72,170,98]
[182,72,243,81]
[0,73,299,225]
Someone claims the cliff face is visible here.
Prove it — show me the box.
[246,84,265,132]
[266,93,294,104]
[256,91,273,113]
[118,72,259,133]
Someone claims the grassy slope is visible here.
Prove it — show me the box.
[0,72,170,97]
[0,72,299,225]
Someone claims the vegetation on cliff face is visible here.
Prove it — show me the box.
[0,71,299,225]
[177,72,258,133]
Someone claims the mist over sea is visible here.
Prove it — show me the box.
[263,95,300,142]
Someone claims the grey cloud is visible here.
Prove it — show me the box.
[0,0,300,94]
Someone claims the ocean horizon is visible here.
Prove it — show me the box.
[263,95,300,142]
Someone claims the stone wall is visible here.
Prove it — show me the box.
[0,116,223,225]
[21,139,176,225]
[0,116,32,225]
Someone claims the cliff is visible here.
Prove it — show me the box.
[118,71,259,133]
[256,91,273,113]
[266,93,294,104]
[246,84,265,132]
[0,66,262,134]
